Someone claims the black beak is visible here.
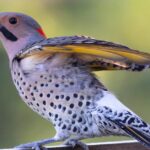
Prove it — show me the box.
[0,24,18,41]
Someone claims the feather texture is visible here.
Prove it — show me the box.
[16,36,150,71]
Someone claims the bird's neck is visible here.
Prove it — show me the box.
[4,34,45,63]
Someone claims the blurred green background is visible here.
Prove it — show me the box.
[0,0,150,148]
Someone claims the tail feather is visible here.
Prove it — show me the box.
[127,63,150,71]
[106,116,150,149]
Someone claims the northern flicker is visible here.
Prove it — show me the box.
[0,12,150,150]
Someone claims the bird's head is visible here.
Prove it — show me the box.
[0,12,46,61]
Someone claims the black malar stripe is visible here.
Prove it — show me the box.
[0,26,18,41]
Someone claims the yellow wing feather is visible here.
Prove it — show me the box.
[17,37,150,71]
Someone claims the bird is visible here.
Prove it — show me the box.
[0,12,150,150]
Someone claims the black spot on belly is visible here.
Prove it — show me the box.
[73,126,77,132]
[86,101,90,106]
[58,104,62,109]
[83,127,88,132]
[61,95,64,99]
[39,93,43,97]
[78,117,82,122]
[70,103,74,108]
[55,95,59,99]
[68,110,72,114]
[55,84,59,88]
[62,124,66,129]
[66,96,70,101]
[40,83,44,87]
[47,94,51,98]
[49,112,52,117]
[72,114,77,119]
[62,106,66,112]
[43,100,46,105]
[80,95,84,100]
[78,101,83,107]
[73,93,78,98]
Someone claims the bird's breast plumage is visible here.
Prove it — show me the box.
[11,57,107,137]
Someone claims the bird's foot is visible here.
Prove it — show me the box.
[15,138,57,150]
[15,142,47,150]
[64,139,89,150]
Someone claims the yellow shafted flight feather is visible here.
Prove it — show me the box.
[42,44,150,63]
[17,38,150,71]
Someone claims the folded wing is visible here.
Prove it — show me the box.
[16,36,150,71]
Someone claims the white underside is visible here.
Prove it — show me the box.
[97,91,131,112]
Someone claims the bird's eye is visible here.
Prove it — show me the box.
[9,17,18,25]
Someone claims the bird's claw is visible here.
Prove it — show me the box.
[64,139,89,150]
[14,142,47,150]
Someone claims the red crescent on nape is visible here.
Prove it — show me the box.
[37,28,47,38]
